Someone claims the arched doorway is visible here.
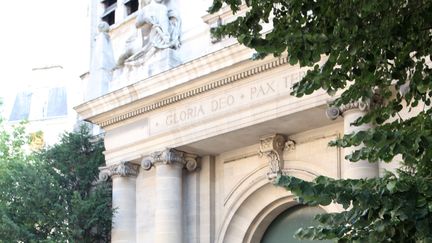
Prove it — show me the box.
[216,166,337,243]
[261,205,332,243]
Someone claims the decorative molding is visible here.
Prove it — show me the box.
[202,4,248,43]
[216,166,318,243]
[202,4,248,25]
[223,151,259,164]
[326,88,384,120]
[259,134,295,180]
[96,57,288,127]
[285,139,296,151]
[98,161,140,182]
[141,148,198,172]
[325,106,341,120]
[290,132,339,146]
[339,100,370,113]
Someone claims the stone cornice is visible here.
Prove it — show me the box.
[75,43,289,128]
[75,43,250,124]
[98,161,140,181]
[202,4,248,24]
[99,57,287,127]
[141,148,198,172]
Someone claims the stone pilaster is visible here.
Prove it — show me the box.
[99,161,140,243]
[327,100,379,179]
[141,148,198,243]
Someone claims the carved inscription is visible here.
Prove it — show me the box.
[150,70,306,134]
[250,81,276,100]
[212,94,235,111]
[166,105,205,125]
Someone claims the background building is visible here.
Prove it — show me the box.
[0,0,90,148]
[5,66,84,148]
[76,0,384,242]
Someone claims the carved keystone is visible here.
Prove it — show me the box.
[259,134,290,180]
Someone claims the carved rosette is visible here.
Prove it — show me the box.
[98,161,140,182]
[141,148,198,172]
[285,140,296,151]
[259,134,293,180]
[326,100,371,120]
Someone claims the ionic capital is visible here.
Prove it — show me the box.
[326,100,370,120]
[259,134,295,180]
[98,161,140,182]
[141,148,198,172]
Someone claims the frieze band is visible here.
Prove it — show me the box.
[98,57,289,128]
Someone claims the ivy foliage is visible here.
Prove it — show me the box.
[210,0,432,242]
[0,123,112,243]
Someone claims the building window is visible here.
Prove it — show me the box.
[9,91,32,121]
[47,87,68,118]
[124,0,139,16]
[101,0,117,25]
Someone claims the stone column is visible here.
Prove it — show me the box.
[141,148,198,243]
[99,161,140,243]
[327,101,379,179]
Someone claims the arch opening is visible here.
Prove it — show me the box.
[260,205,332,243]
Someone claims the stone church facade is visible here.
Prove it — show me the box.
[76,0,386,242]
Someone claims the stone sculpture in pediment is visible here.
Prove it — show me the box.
[88,21,116,100]
[117,0,182,67]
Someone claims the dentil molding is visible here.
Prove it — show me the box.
[99,57,288,128]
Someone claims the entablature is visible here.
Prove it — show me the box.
[76,43,269,127]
